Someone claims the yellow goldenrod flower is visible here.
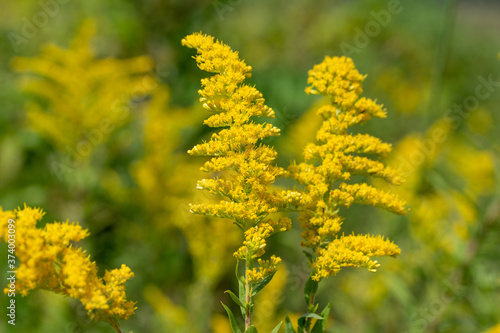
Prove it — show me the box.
[184,32,293,331]
[0,205,135,328]
[246,255,282,282]
[183,32,289,275]
[290,55,407,280]
[312,234,401,281]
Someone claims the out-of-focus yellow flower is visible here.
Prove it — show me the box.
[375,67,424,114]
[289,56,406,280]
[211,312,232,333]
[384,117,495,254]
[484,322,500,333]
[144,285,187,329]
[0,205,135,327]
[132,84,240,331]
[252,263,288,332]
[132,84,240,285]
[467,108,493,135]
[282,99,326,161]
[448,141,495,197]
[12,19,155,153]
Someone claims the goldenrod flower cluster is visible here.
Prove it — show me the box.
[0,205,135,324]
[184,35,408,330]
[312,234,400,280]
[12,19,155,152]
[289,56,406,281]
[182,33,290,279]
[246,255,282,282]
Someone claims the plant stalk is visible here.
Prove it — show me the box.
[108,317,122,333]
[245,258,252,330]
[304,290,316,333]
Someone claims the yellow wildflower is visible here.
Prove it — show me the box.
[183,32,289,271]
[12,19,155,156]
[312,234,401,281]
[184,32,292,330]
[290,55,406,280]
[246,256,282,282]
[0,205,135,327]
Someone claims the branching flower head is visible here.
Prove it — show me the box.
[0,205,135,327]
[182,33,290,280]
[289,56,407,281]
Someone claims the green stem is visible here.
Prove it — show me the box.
[302,275,320,333]
[108,317,122,333]
[245,258,252,330]
[304,291,316,333]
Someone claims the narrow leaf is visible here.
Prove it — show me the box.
[304,277,319,305]
[285,314,296,333]
[238,278,246,317]
[221,302,242,333]
[299,313,323,320]
[311,322,323,333]
[321,302,331,315]
[311,303,331,333]
[251,271,276,297]
[297,316,306,331]
[303,250,315,264]
[235,259,241,280]
[270,321,283,333]
[225,290,245,308]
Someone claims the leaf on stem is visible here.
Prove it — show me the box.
[225,290,245,308]
[238,277,246,317]
[304,276,319,305]
[299,313,323,320]
[251,271,276,297]
[271,321,283,333]
[285,314,297,333]
[311,303,331,333]
[303,250,315,264]
[222,302,242,333]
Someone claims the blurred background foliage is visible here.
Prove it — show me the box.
[1,0,499,332]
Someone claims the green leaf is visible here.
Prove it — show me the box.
[297,316,306,332]
[245,325,258,333]
[299,313,323,320]
[271,321,283,333]
[251,271,276,297]
[225,290,245,308]
[285,314,296,333]
[311,303,331,333]
[303,250,315,263]
[321,302,332,316]
[235,259,241,280]
[221,302,242,333]
[238,277,246,317]
[304,276,319,305]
